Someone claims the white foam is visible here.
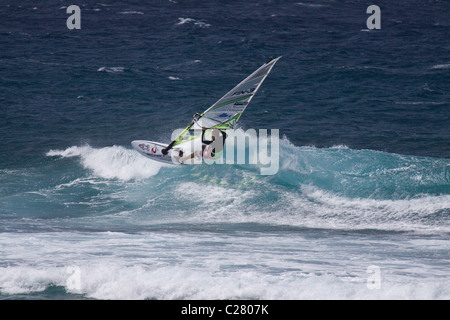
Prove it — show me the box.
[296,2,326,8]
[0,266,66,295]
[1,263,448,299]
[171,175,450,233]
[329,144,350,149]
[301,185,450,216]
[47,145,164,181]
[431,63,450,69]
[0,231,448,299]
[47,145,84,157]
[118,11,144,15]
[176,17,211,28]
[175,180,257,217]
[97,66,125,73]
[293,185,450,232]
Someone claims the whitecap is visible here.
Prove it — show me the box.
[430,64,450,69]
[47,145,164,181]
[118,11,144,15]
[97,66,125,73]
[296,2,326,8]
[176,17,210,28]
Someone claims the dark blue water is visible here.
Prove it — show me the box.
[0,0,449,300]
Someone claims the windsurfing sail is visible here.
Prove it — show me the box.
[170,56,281,148]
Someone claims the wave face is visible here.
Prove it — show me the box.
[37,140,449,233]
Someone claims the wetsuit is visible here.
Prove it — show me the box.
[202,128,227,157]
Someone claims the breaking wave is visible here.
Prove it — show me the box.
[42,139,450,233]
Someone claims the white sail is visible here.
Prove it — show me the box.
[195,56,281,129]
[173,57,281,146]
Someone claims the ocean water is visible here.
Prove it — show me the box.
[0,0,449,300]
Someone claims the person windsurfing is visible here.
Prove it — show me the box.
[178,126,226,163]
[133,57,281,165]
[161,112,227,160]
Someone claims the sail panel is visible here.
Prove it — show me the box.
[173,57,281,146]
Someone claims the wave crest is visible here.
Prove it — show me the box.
[47,145,164,181]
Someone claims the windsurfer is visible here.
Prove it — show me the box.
[179,127,226,163]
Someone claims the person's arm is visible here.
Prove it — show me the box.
[161,140,176,155]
